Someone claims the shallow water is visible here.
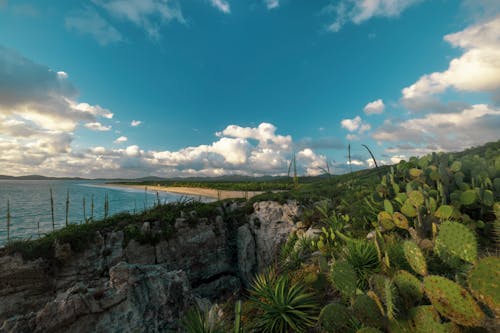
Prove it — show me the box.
[0,180,209,245]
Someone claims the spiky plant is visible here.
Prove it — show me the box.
[343,240,380,289]
[181,304,225,333]
[248,269,319,333]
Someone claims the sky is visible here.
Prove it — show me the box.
[0,0,499,178]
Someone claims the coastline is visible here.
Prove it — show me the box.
[104,184,266,200]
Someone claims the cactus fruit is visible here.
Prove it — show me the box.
[434,221,477,267]
[319,302,353,333]
[352,294,385,328]
[393,270,423,307]
[408,305,448,333]
[467,256,500,317]
[403,241,427,276]
[330,261,357,299]
[423,275,485,327]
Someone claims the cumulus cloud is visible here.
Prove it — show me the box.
[364,99,385,115]
[84,122,112,131]
[0,46,113,171]
[324,0,422,32]
[373,104,500,154]
[402,15,500,111]
[92,0,185,39]
[264,0,279,10]
[209,0,230,14]
[65,7,123,45]
[114,136,128,143]
[341,116,371,134]
[130,120,142,127]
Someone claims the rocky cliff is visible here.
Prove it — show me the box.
[0,200,302,333]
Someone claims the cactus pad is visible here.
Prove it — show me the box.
[434,221,477,267]
[460,190,477,205]
[408,306,449,333]
[393,212,409,230]
[423,275,485,327]
[319,302,353,333]
[330,261,357,299]
[352,294,385,328]
[356,328,383,333]
[403,241,427,276]
[468,256,500,317]
[393,270,423,306]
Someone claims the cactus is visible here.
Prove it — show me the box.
[403,241,427,276]
[423,275,485,327]
[330,261,357,299]
[393,270,423,307]
[319,302,353,333]
[389,320,414,333]
[467,256,500,317]
[434,221,477,267]
[356,328,383,333]
[352,294,385,328]
[392,212,409,230]
[408,305,448,333]
[460,190,477,205]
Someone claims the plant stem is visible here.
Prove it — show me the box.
[50,188,55,231]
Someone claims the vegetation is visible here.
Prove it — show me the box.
[2,140,499,332]
[191,140,499,332]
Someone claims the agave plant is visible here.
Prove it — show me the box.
[343,240,380,289]
[181,304,225,333]
[248,269,319,333]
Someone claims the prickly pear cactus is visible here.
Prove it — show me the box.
[388,319,413,333]
[403,241,427,276]
[356,328,383,333]
[330,261,357,299]
[408,305,448,333]
[352,294,385,328]
[434,221,477,267]
[423,275,485,327]
[393,270,423,307]
[319,302,353,333]
[468,256,500,317]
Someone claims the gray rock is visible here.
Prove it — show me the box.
[2,263,195,333]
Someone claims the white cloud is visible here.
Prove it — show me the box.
[364,99,385,115]
[92,0,185,39]
[325,0,422,32]
[114,136,128,143]
[373,104,500,153]
[131,120,142,127]
[65,7,123,45]
[402,15,500,110]
[209,0,230,14]
[85,122,112,131]
[264,0,279,10]
[0,46,112,170]
[341,116,362,132]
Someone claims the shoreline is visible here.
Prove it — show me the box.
[104,184,266,200]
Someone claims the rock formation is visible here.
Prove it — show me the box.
[0,200,302,332]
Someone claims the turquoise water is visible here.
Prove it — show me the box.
[0,180,209,245]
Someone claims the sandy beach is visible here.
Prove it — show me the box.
[107,184,266,200]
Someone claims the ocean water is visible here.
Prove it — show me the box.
[0,180,210,245]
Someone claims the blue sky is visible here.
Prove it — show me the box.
[0,0,499,178]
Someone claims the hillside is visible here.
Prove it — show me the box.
[0,140,499,332]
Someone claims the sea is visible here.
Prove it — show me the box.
[0,180,211,246]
